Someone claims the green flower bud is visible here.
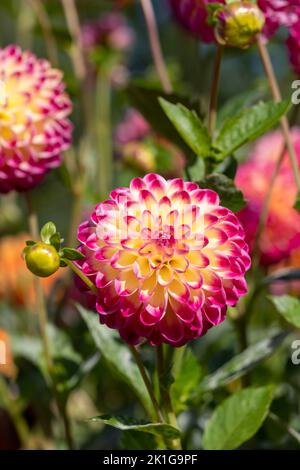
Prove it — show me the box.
[25,242,60,278]
[214,2,265,49]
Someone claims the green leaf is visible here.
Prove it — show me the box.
[198,173,246,212]
[78,305,152,413]
[159,98,211,158]
[217,84,267,125]
[294,192,300,212]
[203,385,275,450]
[269,295,300,329]
[61,247,85,261]
[50,232,61,251]
[213,100,290,159]
[171,349,203,413]
[40,221,57,244]
[126,84,200,158]
[121,430,158,450]
[184,157,205,182]
[194,331,290,396]
[25,240,36,246]
[89,415,180,439]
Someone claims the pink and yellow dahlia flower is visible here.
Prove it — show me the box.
[0,45,72,193]
[235,129,300,265]
[77,174,250,347]
[168,0,299,43]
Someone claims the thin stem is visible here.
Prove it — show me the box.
[251,143,285,271]
[24,193,53,370]
[24,192,74,450]
[96,71,113,199]
[61,0,86,82]
[65,259,98,295]
[269,412,300,446]
[257,36,300,192]
[208,45,224,135]
[61,0,91,248]
[129,345,164,423]
[251,106,300,270]
[156,345,182,450]
[0,378,30,448]
[140,0,172,93]
[29,0,58,66]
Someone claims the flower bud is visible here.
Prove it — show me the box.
[25,242,60,278]
[214,2,265,49]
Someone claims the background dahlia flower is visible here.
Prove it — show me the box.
[0,45,72,193]
[235,129,300,266]
[0,329,17,379]
[287,6,300,77]
[82,12,134,52]
[77,174,250,347]
[168,0,299,43]
[115,109,185,176]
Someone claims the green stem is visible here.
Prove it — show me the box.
[0,377,30,448]
[156,345,182,450]
[96,71,113,199]
[24,192,74,450]
[208,45,224,135]
[140,0,173,93]
[61,0,90,247]
[65,259,98,295]
[129,345,164,423]
[29,0,58,66]
[257,36,300,193]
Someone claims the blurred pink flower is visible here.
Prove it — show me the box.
[287,7,300,77]
[235,129,300,265]
[0,45,72,193]
[168,0,299,43]
[115,109,150,146]
[82,12,134,51]
[76,174,250,346]
[115,109,185,176]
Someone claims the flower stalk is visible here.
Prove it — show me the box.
[140,0,173,93]
[257,36,300,193]
[208,45,224,135]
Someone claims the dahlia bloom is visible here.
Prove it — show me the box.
[0,329,17,379]
[168,0,299,43]
[115,109,150,146]
[77,174,250,347]
[115,109,185,176]
[0,234,60,309]
[0,45,72,193]
[82,13,134,52]
[287,7,300,77]
[235,130,300,265]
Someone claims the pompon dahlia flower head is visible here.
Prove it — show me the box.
[0,45,72,193]
[236,129,300,266]
[77,174,250,347]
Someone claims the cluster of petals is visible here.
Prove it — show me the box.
[77,174,250,347]
[81,12,134,51]
[168,0,299,43]
[287,6,300,77]
[0,45,72,193]
[235,129,300,265]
